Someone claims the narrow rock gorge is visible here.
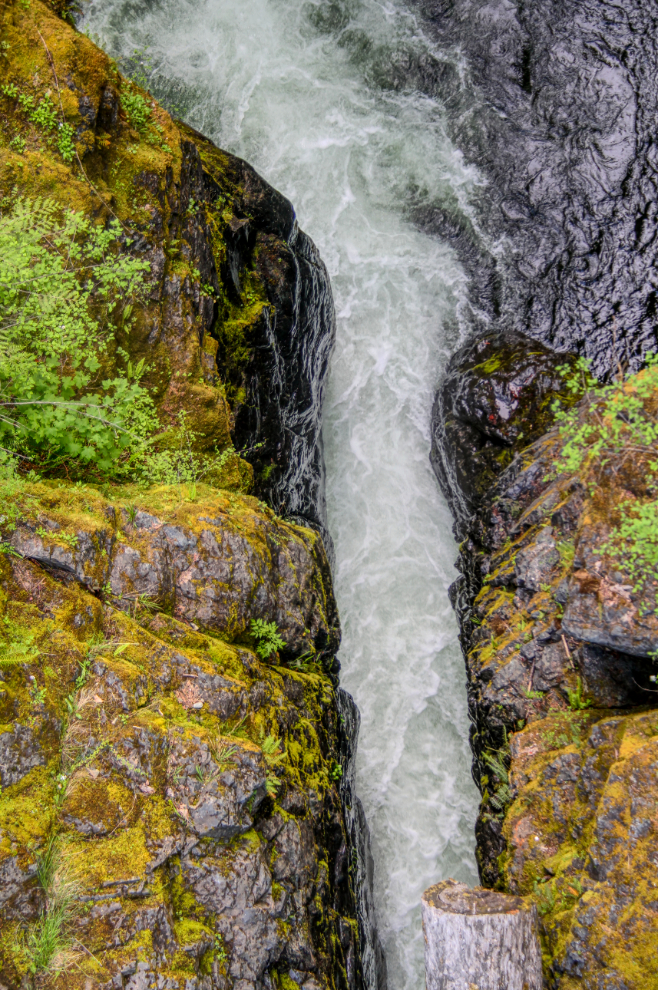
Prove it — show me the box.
[2,0,658,988]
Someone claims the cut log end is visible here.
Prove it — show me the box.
[422,879,543,990]
[423,880,528,917]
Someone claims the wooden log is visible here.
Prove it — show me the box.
[421,879,543,990]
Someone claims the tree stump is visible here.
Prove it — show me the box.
[421,879,543,990]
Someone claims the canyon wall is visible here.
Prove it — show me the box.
[0,1,380,987]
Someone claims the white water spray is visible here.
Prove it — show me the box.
[82,1,481,985]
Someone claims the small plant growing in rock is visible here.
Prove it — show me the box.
[20,840,78,976]
[482,751,511,812]
[567,677,592,711]
[532,878,557,916]
[56,122,76,163]
[137,409,237,487]
[250,619,286,660]
[213,933,227,963]
[121,88,151,131]
[0,620,38,665]
[209,739,238,771]
[288,651,319,673]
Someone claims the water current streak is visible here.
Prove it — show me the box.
[82,1,481,986]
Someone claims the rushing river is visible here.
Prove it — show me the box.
[82,0,481,985]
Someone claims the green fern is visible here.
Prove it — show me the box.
[250,619,286,660]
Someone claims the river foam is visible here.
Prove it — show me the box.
[81,1,481,985]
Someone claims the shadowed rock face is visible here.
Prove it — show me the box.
[431,330,575,528]
[416,0,658,376]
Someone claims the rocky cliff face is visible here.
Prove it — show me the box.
[0,1,370,988]
[0,482,359,990]
[0,0,333,533]
[434,334,658,988]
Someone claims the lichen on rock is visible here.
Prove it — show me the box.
[434,332,658,988]
[0,482,359,990]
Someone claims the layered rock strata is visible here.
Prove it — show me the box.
[434,334,658,988]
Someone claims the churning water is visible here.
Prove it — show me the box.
[82,0,481,985]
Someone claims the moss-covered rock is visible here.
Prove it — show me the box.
[0,0,334,516]
[438,343,658,986]
[0,483,359,990]
[1,480,339,664]
[503,709,658,989]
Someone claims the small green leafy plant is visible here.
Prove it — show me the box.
[567,677,592,711]
[121,88,151,131]
[250,619,286,660]
[56,122,76,162]
[260,733,286,797]
[482,750,511,812]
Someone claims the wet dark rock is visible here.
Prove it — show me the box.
[418,0,658,377]
[210,145,336,541]
[431,330,574,526]
[337,690,388,990]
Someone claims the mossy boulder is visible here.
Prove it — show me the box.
[2,480,339,663]
[0,482,359,990]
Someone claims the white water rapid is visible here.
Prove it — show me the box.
[82,1,481,985]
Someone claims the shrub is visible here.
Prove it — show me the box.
[0,196,156,476]
[137,410,236,486]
